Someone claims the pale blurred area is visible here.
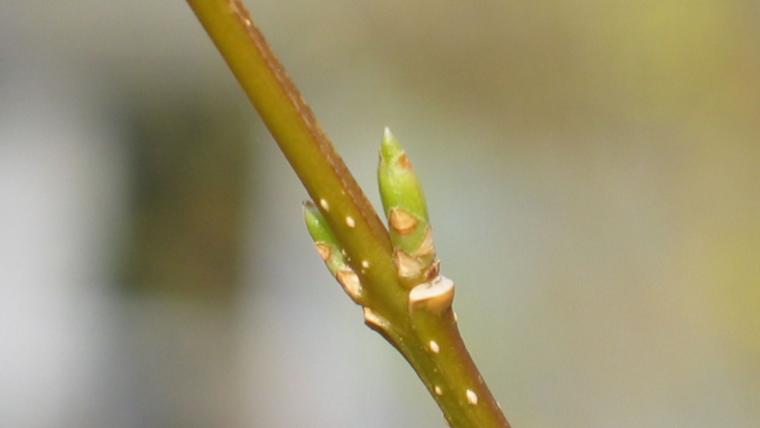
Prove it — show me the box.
[1,0,758,427]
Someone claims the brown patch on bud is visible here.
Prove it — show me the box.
[389,208,418,235]
[336,269,363,303]
[409,276,455,315]
[315,242,331,261]
[412,227,435,259]
[397,153,413,169]
[394,250,423,279]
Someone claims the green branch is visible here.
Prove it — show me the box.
[187,1,511,426]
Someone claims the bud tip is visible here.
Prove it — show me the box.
[380,126,404,161]
[384,126,394,141]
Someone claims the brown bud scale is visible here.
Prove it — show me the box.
[315,242,331,261]
[394,250,424,279]
[336,269,363,303]
[412,226,435,259]
[424,259,441,281]
[389,208,419,235]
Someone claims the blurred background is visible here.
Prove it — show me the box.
[1,1,758,427]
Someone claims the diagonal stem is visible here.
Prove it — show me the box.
[187,1,511,426]
[187,0,399,301]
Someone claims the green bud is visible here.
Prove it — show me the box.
[377,128,438,283]
[303,201,363,303]
[379,127,429,222]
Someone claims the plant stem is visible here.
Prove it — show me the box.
[187,1,511,426]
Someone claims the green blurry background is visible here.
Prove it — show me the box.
[0,1,758,427]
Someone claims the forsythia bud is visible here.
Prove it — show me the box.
[378,128,438,284]
[303,201,363,303]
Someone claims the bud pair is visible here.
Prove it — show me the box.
[303,127,439,298]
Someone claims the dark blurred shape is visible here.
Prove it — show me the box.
[120,91,251,300]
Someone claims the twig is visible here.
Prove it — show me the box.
[187,1,511,426]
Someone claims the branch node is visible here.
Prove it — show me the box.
[363,306,391,331]
[408,275,455,315]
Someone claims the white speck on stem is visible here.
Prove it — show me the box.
[361,260,370,269]
[346,216,356,228]
[319,198,329,211]
[466,389,478,405]
[429,340,440,354]
[434,385,443,396]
